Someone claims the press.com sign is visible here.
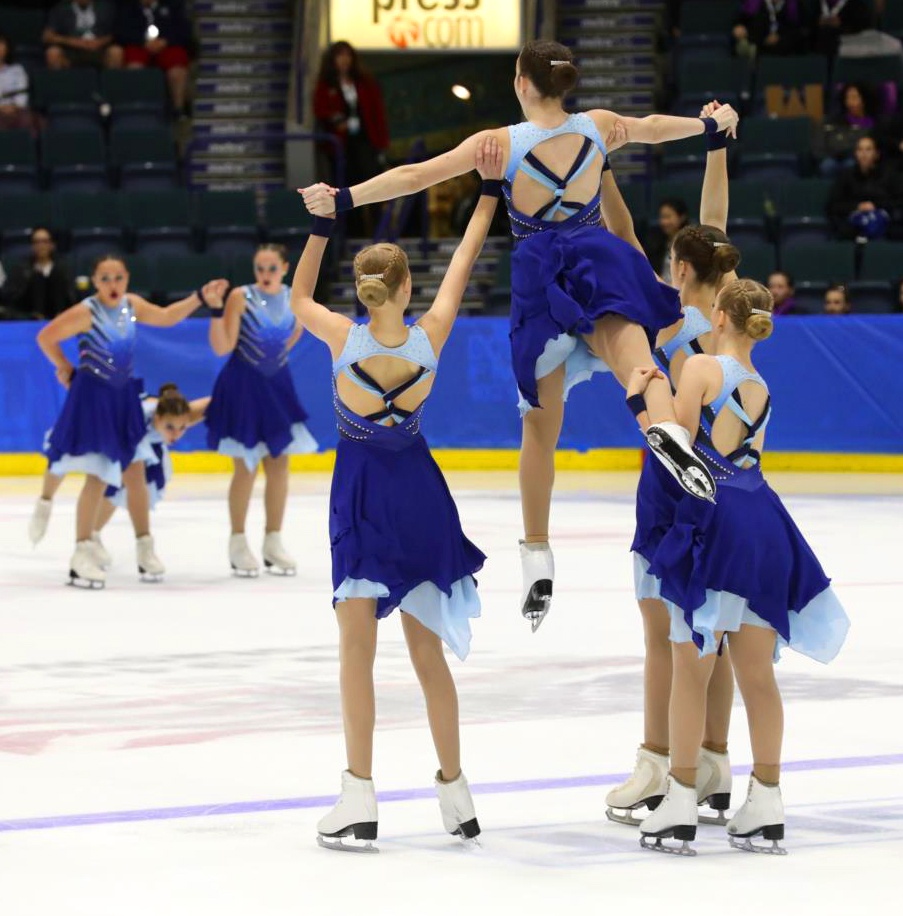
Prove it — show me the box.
[329,0,523,51]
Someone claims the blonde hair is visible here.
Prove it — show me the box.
[717,278,774,341]
[352,243,409,310]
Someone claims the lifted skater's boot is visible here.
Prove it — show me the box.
[645,422,716,502]
[519,540,553,632]
[136,535,165,583]
[91,531,112,569]
[727,775,787,855]
[262,531,296,576]
[435,770,481,845]
[696,747,732,826]
[229,533,259,578]
[639,777,698,856]
[68,541,106,590]
[28,498,52,546]
[317,770,379,853]
[606,746,669,826]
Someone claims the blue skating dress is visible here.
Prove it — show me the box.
[46,296,153,488]
[329,323,485,660]
[205,284,317,470]
[632,355,850,662]
[104,398,171,509]
[503,113,682,412]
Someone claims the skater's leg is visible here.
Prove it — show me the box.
[94,499,117,533]
[402,612,460,781]
[704,645,734,753]
[76,474,106,542]
[729,626,782,785]
[669,639,719,786]
[30,472,64,544]
[41,471,64,501]
[519,365,565,541]
[229,458,257,534]
[122,461,150,538]
[336,598,379,779]
[262,454,289,534]
[640,598,672,755]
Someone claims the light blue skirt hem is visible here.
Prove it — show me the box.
[633,553,850,664]
[214,422,319,471]
[48,437,157,489]
[518,332,610,416]
[334,575,481,661]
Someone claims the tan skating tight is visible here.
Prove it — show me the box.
[335,598,462,784]
[228,454,289,535]
[670,625,783,786]
[75,462,149,542]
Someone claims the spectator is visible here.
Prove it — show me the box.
[733,1,808,59]
[828,135,903,239]
[767,270,798,314]
[1,31,35,134]
[813,0,873,57]
[313,40,389,236]
[820,83,879,176]
[44,0,122,70]
[0,228,77,320]
[643,197,689,285]
[823,283,852,314]
[115,0,192,117]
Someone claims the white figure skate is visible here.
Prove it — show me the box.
[727,775,787,854]
[697,747,732,826]
[519,540,553,632]
[645,422,716,502]
[435,770,481,845]
[68,541,106,589]
[639,776,698,856]
[91,531,112,569]
[136,535,165,582]
[229,533,259,578]
[606,746,668,826]
[28,498,52,545]
[317,770,379,853]
[262,531,297,576]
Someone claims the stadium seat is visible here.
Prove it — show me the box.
[263,190,313,246]
[0,192,53,262]
[31,70,99,130]
[110,126,179,190]
[758,55,829,90]
[674,58,748,115]
[659,135,709,179]
[650,179,701,223]
[775,179,832,245]
[0,6,45,49]
[225,250,265,287]
[42,126,109,192]
[100,70,168,129]
[736,245,777,284]
[781,241,856,284]
[882,1,903,37]
[152,253,226,302]
[0,130,39,194]
[54,191,127,260]
[859,241,903,283]
[124,189,194,257]
[847,280,897,314]
[676,1,737,51]
[195,191,260,257]
[737,116,812,180]
[725,180,771,246]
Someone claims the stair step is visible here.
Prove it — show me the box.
[568,92,654,109]
[199,59,291,78]
[198,18,290,37]
[198,38,293,57]
[193,119,284,137]
[576,53,656,71]
[559,0,662,8]
[580,72,656,90]
[194,0,288,16]
[195,98,287,118]
[192,137,285,157]
[195,77,290,98]
[189,158,284,178]
[562,33,654,50]
[559,12,657,30]
[192,178,287,193]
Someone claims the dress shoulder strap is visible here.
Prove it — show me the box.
[505,112,608,183]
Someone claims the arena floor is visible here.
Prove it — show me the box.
[1,471,900,915]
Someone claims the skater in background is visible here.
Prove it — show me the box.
[302,39,740,633]
[290,138,503,852]
[29,383,209,570]
[627,279,850,855]
[36,253,226,588]
[206,244,317,578]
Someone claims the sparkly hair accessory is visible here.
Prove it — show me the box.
[359,272,386,281]
[713,241,730,247]
[550,60,570,66]
[750,308,772,316]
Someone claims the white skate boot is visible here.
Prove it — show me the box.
[435,770,481,845]
[317,770,379,853]
[136,535,165,582]
[229,533,259,578]
[519,540,553,632]
[68,541,106,589]
[696,747,732,826]
[606,746,669,826]
[262,531,297,576]
[91,531,112,569]
[727,775,787,854]
[639,776,698,856]
[28,498,52,545]
[645,422,716,503]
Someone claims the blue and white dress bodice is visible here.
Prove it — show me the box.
[332,323,438,449]
[504,113,608,242]
[654,305,712,375]
[78,295,137,387]
[236,284,296,377]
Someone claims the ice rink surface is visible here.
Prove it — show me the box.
[1,470,901,916]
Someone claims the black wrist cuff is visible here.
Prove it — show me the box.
[626,394,648,418]
[700,116,718,135]
[334,187,354,212]
[481,178,503,198]
[707,131,728,151]
[311,216,336,238]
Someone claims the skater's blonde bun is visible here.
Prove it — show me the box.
[353,243,409,310]
[717,278,774,341]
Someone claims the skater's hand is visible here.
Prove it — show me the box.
[711,103,739,140]
[300,183,338,217]
[475,135,503,180]
[55,363,74,389]
[699,100,723,119]
[202,279,229,309]
[626,366,664,397]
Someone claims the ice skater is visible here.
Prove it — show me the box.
[291,139,504,852]
[302,39,740,632]
[625,279,850,855]
[206,244,318,577]
[36,253,226,588]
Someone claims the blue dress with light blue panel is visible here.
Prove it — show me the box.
[329,323,485,661]
[45,296,153,488]
[205,284,317,469]
[632,355,850,662]
[653,305,711,378]
[503,113,682,412]
[104,397,171,509]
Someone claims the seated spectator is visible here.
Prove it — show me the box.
[44,0,122,70]
[733,1,808,59]
[0,228,77,320]
[643,197,689,285]
[823,283,852,314]
[827,135,903,239]
[813,0,873,56]
[767,270,798,314]
[115,0,192,117]
[820,83,879,176]
[0,31,38,135]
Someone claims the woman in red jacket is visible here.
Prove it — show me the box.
[313,41,389,236]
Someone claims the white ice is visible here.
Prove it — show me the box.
[1,471,901,916]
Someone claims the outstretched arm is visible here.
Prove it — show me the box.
[133,281,228,328]
[187,397,211,426]
[596,104,738,152]
[699,101,730,233]
[419,137,503,353]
